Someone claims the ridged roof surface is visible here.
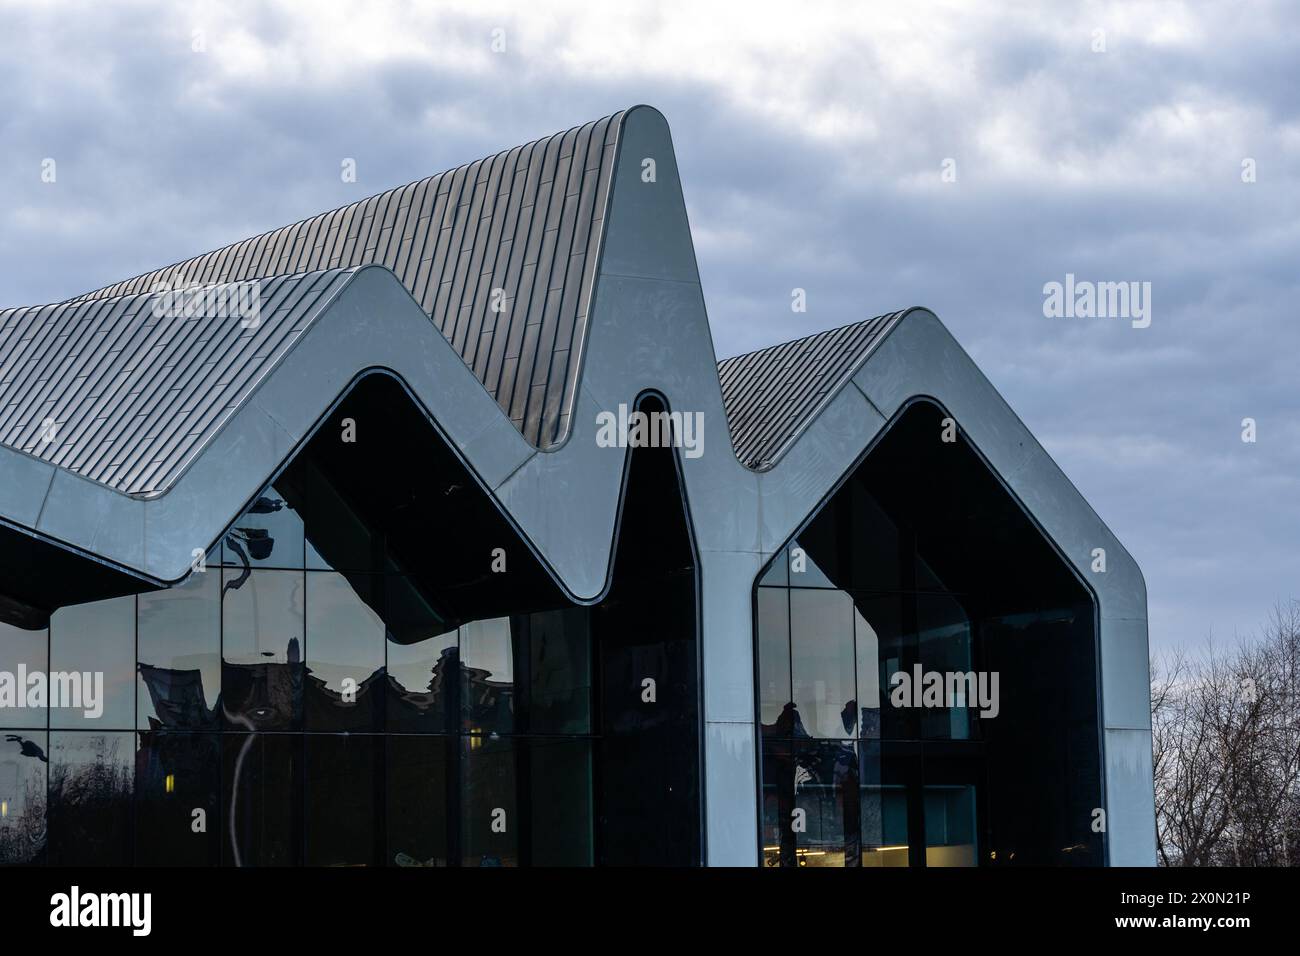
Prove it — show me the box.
[72,112,625,449]
[718,312,904,469]
[0,269,357,495]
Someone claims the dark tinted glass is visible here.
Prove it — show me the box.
[461,735,517,866]
[134,732,220,865]
[386,735,450,867]
[223,733,302,866]
[524,609,591,735]
[524,737,593,865]
[306,734,379,866]
[47,731,134,865]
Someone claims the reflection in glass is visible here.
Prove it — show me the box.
[760,738,793,867]
[47,732,133,865]
[307,735,377,866]
[0,730,47,865]
[223,733,302,866]
[387,735,449,867]
[756,587,790,730]
[222,484,304,570]
[790,589,856,739]
[387,629,457,733]
[135,733,220,865]
[221,569,304,731]
[49,596,135,730]
[0,621,48,730]
[138,570,220,730]
[792,740,859,867]
[461,618,514,734]
[525,610,592,735]
[305,573,384,732]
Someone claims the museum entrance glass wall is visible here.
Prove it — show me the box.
[757,401,1103,867]
[0,376,700,866]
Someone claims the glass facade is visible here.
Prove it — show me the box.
[0,487,607,866]
[0,376,701,867]
[757,401,1103,867]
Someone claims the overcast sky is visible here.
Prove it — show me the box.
[2,0,1296,653]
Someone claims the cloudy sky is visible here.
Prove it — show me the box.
[2,0,1296,652]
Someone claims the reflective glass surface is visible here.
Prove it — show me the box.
[138,570,220,730]
[0,729,47,865]
[755,400,1101,867]
[49,596,135,730]
[221,569,305,731]
[0,621,48,730]
[305,573,384,732]
[47,731,134,865]
[135,732,220,865]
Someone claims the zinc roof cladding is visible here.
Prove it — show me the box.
[0,268,357,496]
[717,312,905,470]
[70,112,626,451]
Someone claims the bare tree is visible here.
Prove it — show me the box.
[1153,601,1300,866]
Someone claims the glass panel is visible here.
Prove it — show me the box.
[300,460,378,573]
[916,594,974,741]
[387,628,457,734]
[787,539,835,588]
[789,588,856,739]
[221,569,305,731]
[306,735,378,866]
[223,733,302,866]
[793,739,858,867]
[853,607,882,738]
[525,609,592,735]
[524,737,593,865]
[134,732,220,865]
[756,587,790,733]
[860,785,909,867]
[461,618,514,735]
[49,596,135,730]
[758,549,788,587]
[924,784,977,867]
[47,731,134,865]
[0,729,47,865]
[760,738,794,867]
[305,572,384,732]
[138,570,220,730]
[222,484,304,570]
[386,735,450,867]
[462,735,517,866]
[0,621,48,730]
